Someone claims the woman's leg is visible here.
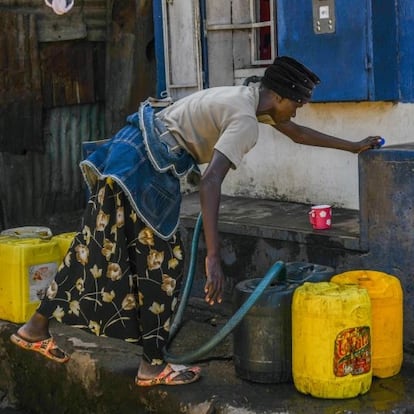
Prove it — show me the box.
[11,178,138,359]
[132,231,185,378]
[121,190,200,384]
[132,229,200,385]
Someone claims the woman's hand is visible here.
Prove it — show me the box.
[204,255,224,305]
[354,136,384,153]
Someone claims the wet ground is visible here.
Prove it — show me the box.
[3,198,414,413]
[163,298,414,414]
[2,295,414,413]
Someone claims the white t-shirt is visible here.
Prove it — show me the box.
[157,86,260,168]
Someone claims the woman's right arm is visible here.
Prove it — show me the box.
[199,150,232,305]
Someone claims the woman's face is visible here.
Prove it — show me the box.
[271,96,305,123]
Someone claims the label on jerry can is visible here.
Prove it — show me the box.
[29,262,59,302]
[334,326,371,377]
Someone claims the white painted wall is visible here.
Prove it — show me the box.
[221,101,412,210]
[168,2,414,211]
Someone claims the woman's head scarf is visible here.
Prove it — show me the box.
[261,56,320,103]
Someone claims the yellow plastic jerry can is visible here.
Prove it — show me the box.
[0,237,61,323]
[52,232,77,263]
[292,282,372,399]
[331,270,403,378]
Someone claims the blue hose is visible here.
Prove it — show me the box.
[163,213,286,364]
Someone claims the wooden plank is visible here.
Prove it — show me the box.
[163,0,202,99]
[232,0,252,70]
[40,41,97,108]
[36,12,87,42]
[93,42,106,102]
[0,1,106,42]
[206,0,233,86]
[105,0,156,134]
[0,11,43,153]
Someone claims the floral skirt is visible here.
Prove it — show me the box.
[38,178,185,364]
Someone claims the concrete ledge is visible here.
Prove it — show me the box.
[179,193,368,293]
[0,301,237,414]
[181,193,364,252]
[3,298,414,414]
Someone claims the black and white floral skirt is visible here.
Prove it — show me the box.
[38,178,185,365]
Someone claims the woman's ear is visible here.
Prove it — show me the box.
[258,88,282,114]
[272,92,283,103]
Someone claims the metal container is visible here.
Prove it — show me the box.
[232,262,334,383]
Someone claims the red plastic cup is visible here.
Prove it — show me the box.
[309,205,332,230]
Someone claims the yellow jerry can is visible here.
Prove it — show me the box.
[52,232,77,263]
[292,282,372,399]
[0,238,61,323]
[331,270,403,378]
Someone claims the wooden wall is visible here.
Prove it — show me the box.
[206,0,256,87]
[0,0,156,229]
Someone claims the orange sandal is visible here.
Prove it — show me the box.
[135,363,201,387]
[10,333,70,363]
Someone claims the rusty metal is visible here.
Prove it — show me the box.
[0,11,43,154]
[0,104,105,229]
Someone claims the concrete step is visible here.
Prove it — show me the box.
[2,298,414,414]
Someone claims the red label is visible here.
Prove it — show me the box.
[333,326,371,376]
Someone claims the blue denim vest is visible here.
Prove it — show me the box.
[80,100,199,240]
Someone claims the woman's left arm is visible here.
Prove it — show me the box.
[274,120,382,154]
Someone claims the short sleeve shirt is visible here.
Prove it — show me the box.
[157,86,260,168]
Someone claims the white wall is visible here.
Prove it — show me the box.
[221,101,413,210]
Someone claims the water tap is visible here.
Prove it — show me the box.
[373,137,385,149]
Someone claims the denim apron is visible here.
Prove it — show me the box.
[80,100,200,240]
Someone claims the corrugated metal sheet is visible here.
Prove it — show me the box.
[0,0,157,230]
[40,40,105,107]
[0,103,105,229]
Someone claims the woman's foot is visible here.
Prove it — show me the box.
[10,334,70,363]
[10,312,69,362]
[137,361,168,380]
[16,311,50,341]
[136,361,201,386]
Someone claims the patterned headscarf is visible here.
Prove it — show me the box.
[261,56,320,103]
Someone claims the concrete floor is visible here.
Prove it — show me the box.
[2,297,414,414]
[2,196,414,413]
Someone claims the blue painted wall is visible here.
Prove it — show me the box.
[398,2,414,102]
[154,0,414,103]
[277,0,414,102]
[276,0,399,102]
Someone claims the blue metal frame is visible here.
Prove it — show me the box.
[153,0,166,98]
[153,0,209,95]
[199,0,209,88]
